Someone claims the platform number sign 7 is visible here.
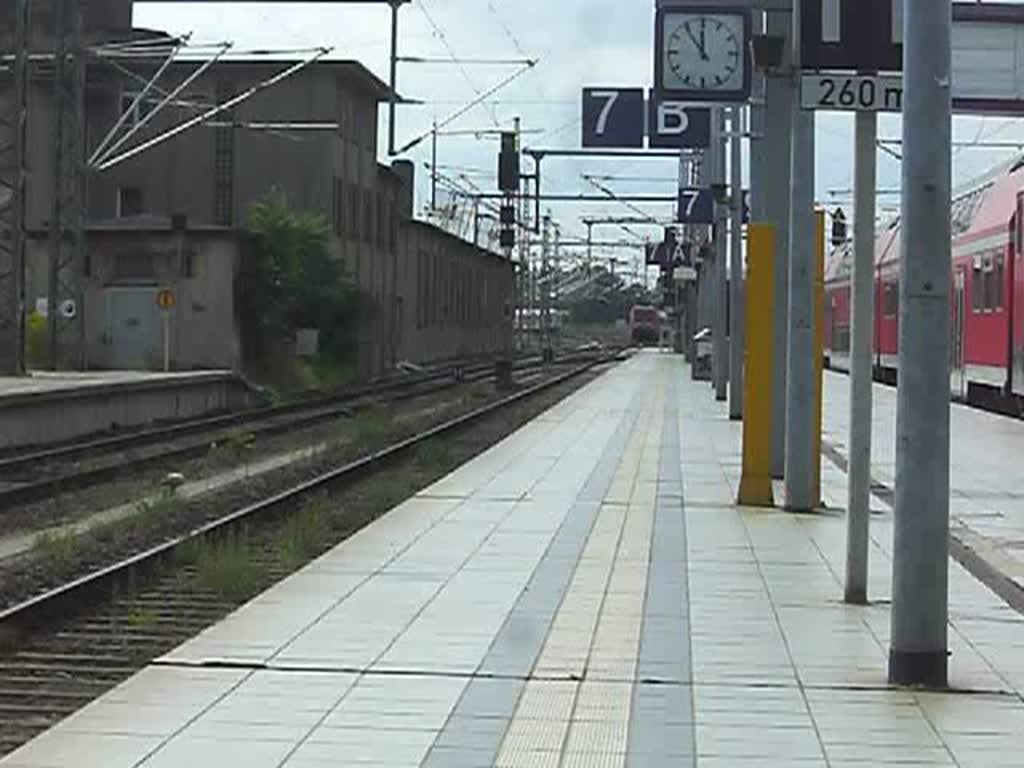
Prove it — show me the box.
[680,189,701,219]
[677,187,714,224]
[582,88,645,148]
[592,91,619,135]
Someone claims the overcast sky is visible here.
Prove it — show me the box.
[134,1,1024,279]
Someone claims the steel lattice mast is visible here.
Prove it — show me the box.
[0,0,29,374]
[47,0,86,370]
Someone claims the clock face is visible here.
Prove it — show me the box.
[662,12,746,93]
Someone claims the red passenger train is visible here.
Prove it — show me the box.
[825,156,1024,407]
[629,305,662,346]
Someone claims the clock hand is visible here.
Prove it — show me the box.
[700,19,708,61]
[683,25,709,61]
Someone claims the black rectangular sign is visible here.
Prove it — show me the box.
[801,0,902,73]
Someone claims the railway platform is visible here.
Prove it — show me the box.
[3,352,1024,767]
[821,369,1024,618]
[0,370,250,451]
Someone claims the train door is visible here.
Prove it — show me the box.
[952,268,967,399]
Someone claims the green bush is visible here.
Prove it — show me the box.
[279,494,331,570]
[238,194,358,374]
[25,311,48,368]
[193,531,262,601]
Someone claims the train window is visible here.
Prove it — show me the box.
[995,254,1005,310]
[980,256,997,311]
[972,263,984,312]
[884,282,899,318]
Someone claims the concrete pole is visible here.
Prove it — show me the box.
[729,105,745,420]
[783,0,816,511]
[712,108,728,401]
[845,111,877,605]
[765,8,793,478]
[889,0,952,689]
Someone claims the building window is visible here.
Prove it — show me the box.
[417,250,425,329]
[349,182,360,242]
[377,196,387,249]
[363,191,374,245]
[119,91,157,126]
[117,186,144,217]
[113,251,155,280]
[332,179,343,236]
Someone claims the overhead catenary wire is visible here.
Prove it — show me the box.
[417,0,501,127]
[95,49,332,172]
[582,175,667,225]
[89,35,191,166]
[92,42,235,168]
[396,61,536,154]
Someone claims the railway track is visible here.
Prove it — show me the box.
[0,352,595,510]
[0,351,623,757]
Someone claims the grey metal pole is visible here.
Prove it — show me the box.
[586,222,593,276]
[388,0,400,156]
[889,0,952,689]
[553,224,561,349]
[712,108,728,401]
[431,121,438,212]
[766,8,793,478]
[749,9,767,223]
[784,0,816,511]
[541,213,551,354]
[729,105,745,420]
[845,110,877,605]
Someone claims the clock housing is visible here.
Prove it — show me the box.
[655,4,752,103]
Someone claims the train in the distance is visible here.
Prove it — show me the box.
[825,154,1024,410]
[628,305,663,346]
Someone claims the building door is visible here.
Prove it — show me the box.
[106,288,157,369]
[952,269,967,399]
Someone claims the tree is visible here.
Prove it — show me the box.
[563,266,653,325]
[238,195,357,365]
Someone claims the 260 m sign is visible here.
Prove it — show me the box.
[800,73,903,113]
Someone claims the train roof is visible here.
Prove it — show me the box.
[826,154,1024,286]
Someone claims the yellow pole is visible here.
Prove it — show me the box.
[812,210,825,505]
[738,223,775,507]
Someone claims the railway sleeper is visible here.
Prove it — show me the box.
[0,675,116,693]
[0,700,88,717]
[13,651,138,666]
[49,630,179,645]
[0,661,139,677]
[0,676,123,694]
[0,684,107,702]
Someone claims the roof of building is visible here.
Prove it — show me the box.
[407,218,510,265]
